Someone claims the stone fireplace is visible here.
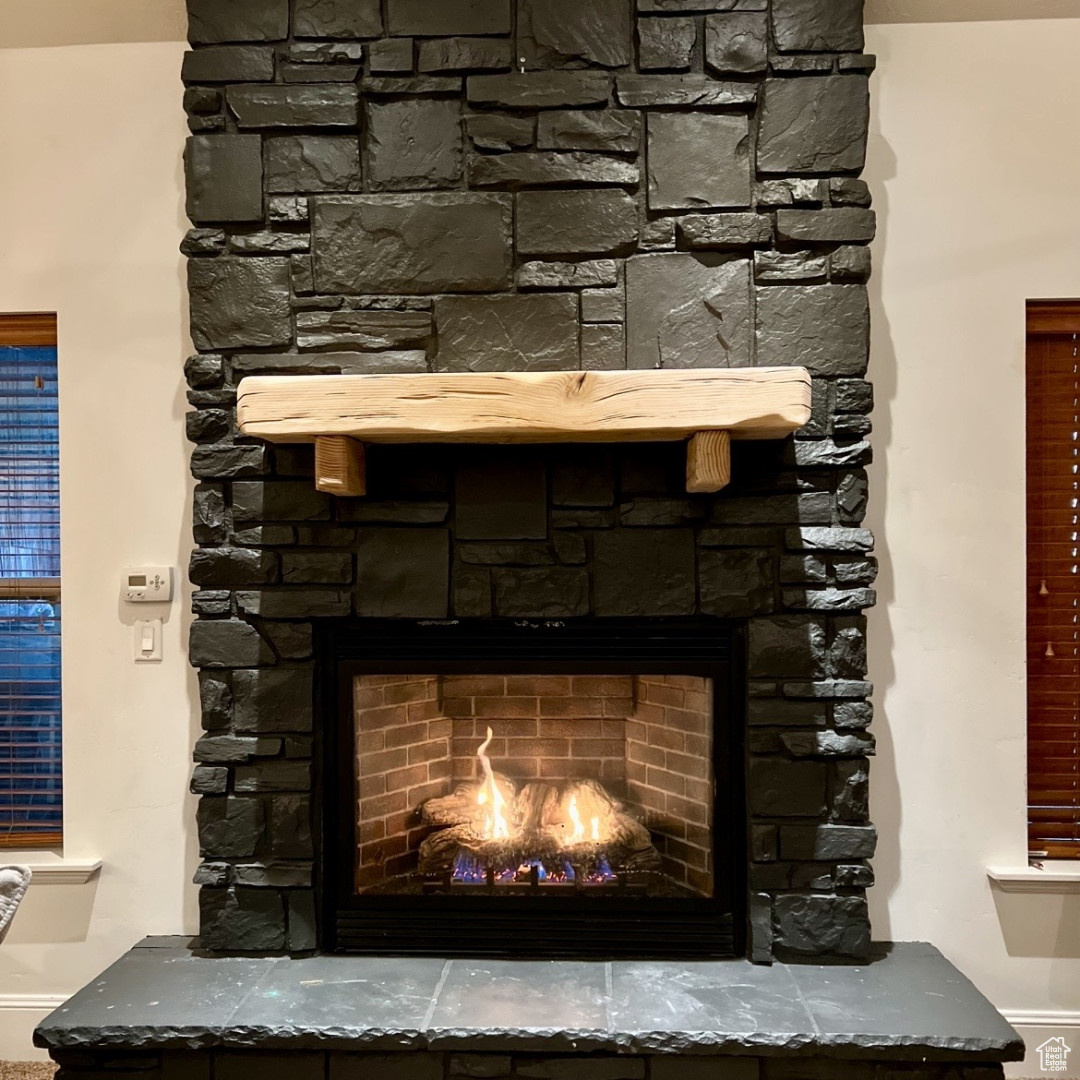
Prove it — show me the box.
[181,0,877,964]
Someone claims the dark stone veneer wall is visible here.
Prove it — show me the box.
[182,0,878,962]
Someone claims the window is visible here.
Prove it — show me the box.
[0,314,61,849]
[1027,300,1080,859]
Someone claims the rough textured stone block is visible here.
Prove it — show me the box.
[200,889,286,952]
[626,254,751,369]
[185,135,263,224]
[234,669,314,734]
[700,549,775,616]
[772,0,864,53]
[190,619,273,668]
[470,152,638,189]
[582,323,626,370]
[182,46,275,83]
[228,85,359,128]
[679,213,773,249]
[296,309,433,351]
[191,445,268,480]
[581,289,625,324]
[457,457,549,541]
[638,17,696,71]
[780,823,877,860]
[594,530,695,616]
[773,894,870,959]
[234,761,312,793]
[197,797,264,857]
[536,110,641,153]
[755,250,828,284]
[293,0,383,38]
[419,37,513,72]
[265,136,362,193]
[519,0,633,69]
[704,12,768,74]
[756,286,868,377]
[750,760,828,817]
[367,99,463,190]
[832,245,873,283]
[467,114,535,151]
[468,72,612,109]
[435,294,579,372]
[189,548,277,587]
[233,481,330,523]
[494,568,589,617]
[188,0,289,43]
[758,76,870,174]
[617,74,757,108]
[331,1056,442,1080]
[313,194,512,294]
[188,258,291,349]
[647,112,751,210]
[237,589,351,618]
[517,189,638,256]
[387,0,510,35]
[776,209,876,243]
[749,616,826,678]
[370,37,415,73]
[355,530,450,617]
[783,731,874,758]
[450,1056,513,1078]
[518,261,619,289]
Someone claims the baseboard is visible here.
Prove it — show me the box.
[1005,1009,1080,1030]
[0,997,66,1014]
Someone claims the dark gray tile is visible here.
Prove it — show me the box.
[788,942,1024,1058]
[228,955,447,1047]
[608,960,813,1053]
[427,960,610,1051]
[36,948,276,1048]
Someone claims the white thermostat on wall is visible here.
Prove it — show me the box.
[123,567,174,604]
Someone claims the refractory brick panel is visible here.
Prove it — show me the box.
[184,0,877,962]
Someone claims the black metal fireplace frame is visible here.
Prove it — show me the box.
[317,618,747,959]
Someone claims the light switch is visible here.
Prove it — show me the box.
[134,618,163,663]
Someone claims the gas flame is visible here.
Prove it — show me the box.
[590,816,600,842]
[476,726,510,840]
[567,795,586,842]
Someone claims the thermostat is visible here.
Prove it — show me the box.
[123,567,174,603]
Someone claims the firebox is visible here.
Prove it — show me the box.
[320,620,746,958]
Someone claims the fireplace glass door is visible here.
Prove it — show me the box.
[322,621,744,958]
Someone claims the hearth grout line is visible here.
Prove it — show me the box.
[786,969,821,1036]
[224,957,283,1029]
[423,960,452,1032]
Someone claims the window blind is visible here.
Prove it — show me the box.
[1027,302,1080,859]
[0,314,61,849]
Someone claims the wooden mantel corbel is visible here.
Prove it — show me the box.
[235,368,812,496]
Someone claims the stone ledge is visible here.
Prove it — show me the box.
[35,941,1023,1062]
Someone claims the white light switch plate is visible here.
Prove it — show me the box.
[134,618,163,663]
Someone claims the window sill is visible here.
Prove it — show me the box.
[987,863,1080,893]
[2,857,102,885]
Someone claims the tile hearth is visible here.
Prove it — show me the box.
[37,939,1021,1065]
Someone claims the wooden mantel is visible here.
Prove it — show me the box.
[235,368,812,497]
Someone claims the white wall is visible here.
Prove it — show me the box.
[0,40,195,1061]
[864,17,1080,1076]
[1,6,1079,1074]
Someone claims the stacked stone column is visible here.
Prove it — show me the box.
[183,0,877,960]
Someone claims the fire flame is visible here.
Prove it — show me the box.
[477,727,510,840]
[568,795,586,842]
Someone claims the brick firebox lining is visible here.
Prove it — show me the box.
[354,673,713,892]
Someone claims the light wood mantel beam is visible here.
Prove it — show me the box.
[236,368,812,496]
